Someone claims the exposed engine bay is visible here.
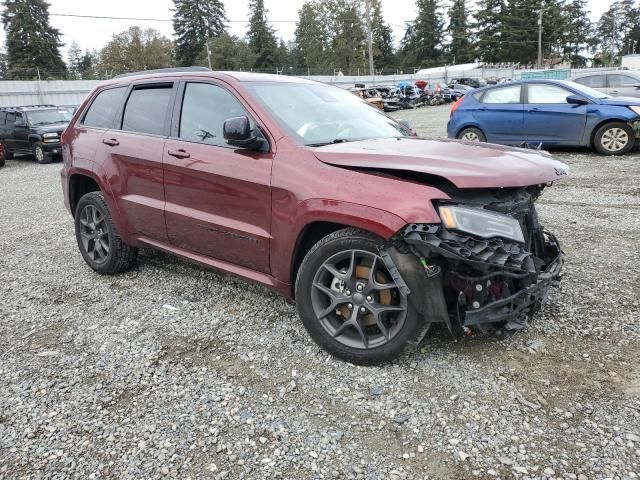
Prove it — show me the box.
[384,185,563,336]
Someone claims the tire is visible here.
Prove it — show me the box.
[0,147,5,167]
[593,122,635,155]
[295,228,427,365]
[2,142,14,160]
[32,142,51,164]
[74,191,138,275]
[457,127,486,142]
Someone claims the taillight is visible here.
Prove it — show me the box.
[450,97,463,116]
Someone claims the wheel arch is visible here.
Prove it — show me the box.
[456,123,485,139]
[589,117,635,147]
[69,172,102,217]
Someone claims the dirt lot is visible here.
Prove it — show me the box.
[1,105,639,480]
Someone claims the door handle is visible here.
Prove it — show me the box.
[527,107,540,112]
[609,90,619,95]
[167,149,190,159]
[478,107,488,111]
[102,138,119,146]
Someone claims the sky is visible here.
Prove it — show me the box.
[0,0,615,58]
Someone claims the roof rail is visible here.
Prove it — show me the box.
[113,66,211,79]
[0,104,58,110]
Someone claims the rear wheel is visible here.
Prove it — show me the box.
[457,127,486,142]
[74,191,138,274]
[593,122,635,155]
[33,142,51,164]
[295,228,427,365]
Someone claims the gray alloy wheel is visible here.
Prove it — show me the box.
[457,127,486,142]
[78,204,110,265]
[594,122,635,155]
[310,249,408,350]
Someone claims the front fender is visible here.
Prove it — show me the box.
[28,133,43,143]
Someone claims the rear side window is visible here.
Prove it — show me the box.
[574,75,604,89]
[179,83,248,146]
[83,87,127,129]
[121,85,173,136]
[481,85,521,104]
[608,74,638,87]
[527,84,571,103]
[0,112,5,125]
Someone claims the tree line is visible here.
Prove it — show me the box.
[0,0,637,80]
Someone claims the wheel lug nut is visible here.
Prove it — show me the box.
[345,290,351,296]
[366,295,373,302]
[348,303,353,309]
[356,284,364,291]
[359,306,366,313]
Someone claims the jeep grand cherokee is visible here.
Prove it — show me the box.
[61,68,567,364]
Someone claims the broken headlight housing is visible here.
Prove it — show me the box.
[438,205,525,243]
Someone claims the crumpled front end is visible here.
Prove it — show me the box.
[384,186,563,335]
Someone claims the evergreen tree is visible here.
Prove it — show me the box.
[172,0,226,67]
[294,2,331,73]
[447,0,473,64]
[67,41,83,78]
[246,0,280,70]
[78,51,96,79]
[370,0,394,71]
[330,0,367,75]
[474,0,506,63]
[2,0,66,77]
[399,0,444,69]
[594,0,637,63]
[562,0,591,66]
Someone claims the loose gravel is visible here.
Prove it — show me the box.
[1,105,639,479]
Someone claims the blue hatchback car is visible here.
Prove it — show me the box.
[447,79,640,155]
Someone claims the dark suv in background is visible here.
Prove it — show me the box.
[0,105,72,164]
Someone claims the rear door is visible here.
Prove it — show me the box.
[95,82,176,242]
[522,83,587,145]
[606,73,640,97]
[163,80,273,273]
[472,84,524,143]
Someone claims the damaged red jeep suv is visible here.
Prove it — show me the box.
[61,68,567,364]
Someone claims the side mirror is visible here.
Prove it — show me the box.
[634,83,640,89]
[396,119,417,137]
[566,94,588,106]
[223,115,267,151]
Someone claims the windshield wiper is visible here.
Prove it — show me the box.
[306,138,351,147]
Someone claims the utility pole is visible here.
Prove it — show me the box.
[365,0,374,76]
[611,15,616,66]
[537,8,547,69]
[205,41,212,70]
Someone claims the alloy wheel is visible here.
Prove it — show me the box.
[601,127,629,153]
[310,249,407,349]
[78,205,110,264]
[462,131,480,141]
[35,146,44,163]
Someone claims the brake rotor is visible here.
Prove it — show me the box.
[336,264,392,326]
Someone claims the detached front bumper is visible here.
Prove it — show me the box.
[391,224,563,333]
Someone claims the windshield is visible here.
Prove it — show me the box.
[247,83,409,146]
[26,109,73,126]
[561,80,611,99]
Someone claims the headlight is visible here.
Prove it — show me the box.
[629,106,640,116]
[438,205,525,243]
[43,133,58,138]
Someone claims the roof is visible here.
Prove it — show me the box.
[101,69,319,87]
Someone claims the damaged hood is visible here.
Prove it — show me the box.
[313,137,569,188]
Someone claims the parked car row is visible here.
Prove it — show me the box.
[447,78,640,155]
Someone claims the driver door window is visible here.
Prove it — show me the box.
[179,83,248,146]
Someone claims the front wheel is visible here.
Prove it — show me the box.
[457,127,486,142]
[593,122,635,155]
[295,228,427,365]
[74,191,138,274]
[33,142,51,164]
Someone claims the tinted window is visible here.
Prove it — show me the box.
[482,85,521,104]
[179,83,248,146]
[528,84,571,103]
[0,112,5,125]
[122,85,173,135]
[5,112,15,124]
[608,74,638,87]
[574,75,604,88]
[83,87,126,129]
[14,112,24,125]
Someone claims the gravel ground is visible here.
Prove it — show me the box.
[1,105,639,480]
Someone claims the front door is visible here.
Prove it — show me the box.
[163,81,273,273]
[472,84,524,143]
[606,73,640,98]
[522,83,587,145]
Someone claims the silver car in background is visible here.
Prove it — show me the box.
[572,70,640,98]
